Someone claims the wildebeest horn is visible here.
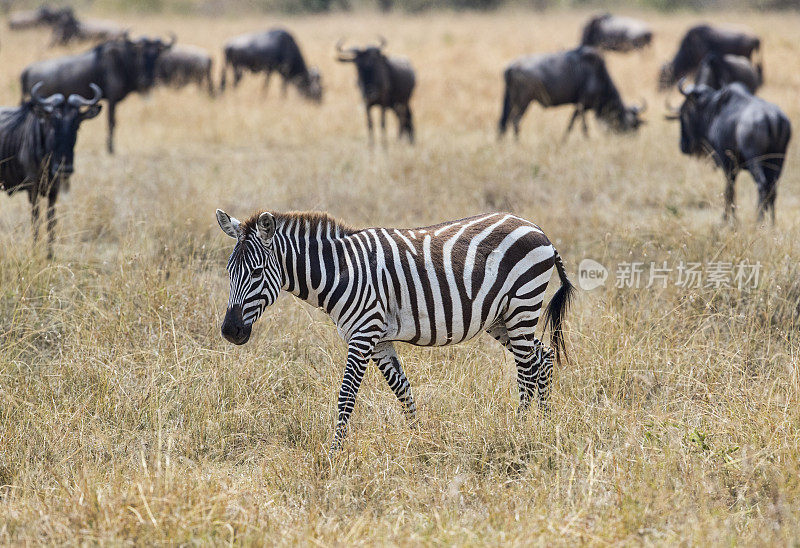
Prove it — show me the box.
[677,77,692,97]
[68,83,102,107]
[633,97,647,114]
[31,82,65,108]
[335,38,357,61]
[376,35,387,49]
[165,31,177,47]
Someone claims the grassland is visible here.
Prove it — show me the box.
[1,8,799,544]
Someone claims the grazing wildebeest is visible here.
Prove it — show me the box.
[219,28,322,102]
[498,47,646,139]
[580,13,653,52]
[0,82,101,257]
[155,44,215,96]
[49,9,125,47]
[7,5,68,30]
[659,24,761,90]
[20,34,175,154]
[694,53,762,93]
[336,37,416,145]
[666,80,791,223]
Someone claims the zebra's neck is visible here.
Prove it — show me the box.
[271,212,359,315]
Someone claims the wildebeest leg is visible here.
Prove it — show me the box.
[233,66,243,88]
[564,107,582,141]
[29,190,41,247]
[365,105,374,147]
[106,102,116,155]
[45,186,58,259]
[219,61,229,92]
[380,107,388,148]
[750,163,771,224]
[403,105,414,144]
[511,102,529,140]
[206,64,215,97]
[580,110,589,137]
[723,171,738,224]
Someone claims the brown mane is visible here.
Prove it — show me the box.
[240,210,358,238]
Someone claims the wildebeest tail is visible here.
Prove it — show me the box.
[498,67,513,136]
[543,248,575,366]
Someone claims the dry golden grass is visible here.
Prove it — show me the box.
[1,8,799,544]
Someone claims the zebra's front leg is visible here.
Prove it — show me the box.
[372,341,417,424]
[331,337,375,453]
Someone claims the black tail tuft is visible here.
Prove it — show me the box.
[498,68,513,137]
[543,249,575,365]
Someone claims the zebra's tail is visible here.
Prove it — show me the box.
[543,248,575,366]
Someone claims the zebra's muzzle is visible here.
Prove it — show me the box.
[221,304,251,345]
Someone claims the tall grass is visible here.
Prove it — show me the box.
[0,9,799,544]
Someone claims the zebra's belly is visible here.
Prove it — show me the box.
[384,304,501,347]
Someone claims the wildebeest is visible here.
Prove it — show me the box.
[336,37,416,145]
[7,5,68,30]
[659,24,761,90]
[219,28,322,102]
[155,44,215,96]
[666,80,791,223]
[49,9,125,47]
[694,53,762,93]
[580,13,653,52]
[499,47,646,139]
[20,34,175,154]
[0,82,102,257]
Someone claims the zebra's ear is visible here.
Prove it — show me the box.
[216,209,241,239]
[256,211,276,244]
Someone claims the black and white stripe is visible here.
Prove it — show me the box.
[217,210,574,451]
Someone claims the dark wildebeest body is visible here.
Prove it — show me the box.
[20,35,174,154]
[219,28,322,102]
[156,44,214,96]
[668,81,790,223]
[580,13,653,52]
[499,47,645,139]
[694,53,762,93]
[0,83,101,257]
[49,9,125,47]
[7,5,69,30]
[659,24,761,90]
[336,38,416,145]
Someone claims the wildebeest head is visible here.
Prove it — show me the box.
[128,33,176,92]
[336,37,390,103]
[297,67,323,103]
[665,79,712,156]
[31,81,103,179]
[609,100,647,133]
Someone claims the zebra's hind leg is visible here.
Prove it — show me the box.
[487,321,553,414]
[372,341,417,424]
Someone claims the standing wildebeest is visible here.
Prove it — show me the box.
[336,37,416,145]
[499,47,646,139]
[694,53,762,94]
[7,5,68,30]
[20,34,175,154]
[659,24,761,90]
[0,82,101,257]
[580,13,653,52]
[219,28,322,102]
[666,80,791,223]
[155,44,215,96]
[49,9,125,47]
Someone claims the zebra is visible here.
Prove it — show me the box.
[215,209,575,451]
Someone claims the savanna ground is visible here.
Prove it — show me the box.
[1,7,799,544]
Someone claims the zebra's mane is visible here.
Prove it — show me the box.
[241,210,358,239]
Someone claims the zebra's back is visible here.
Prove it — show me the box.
[366,212,556,346]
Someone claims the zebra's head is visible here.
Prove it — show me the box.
[216,209,282,345]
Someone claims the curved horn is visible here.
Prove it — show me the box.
[68,83,102,107]
[677,77,691,96]
[376,35,387,49]
[637,97,647,114]
[165,31,176,48]
[335,37,357,61]
[335,38,347,53]
[31,82,64,107]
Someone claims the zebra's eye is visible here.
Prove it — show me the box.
[251,267,264,278]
